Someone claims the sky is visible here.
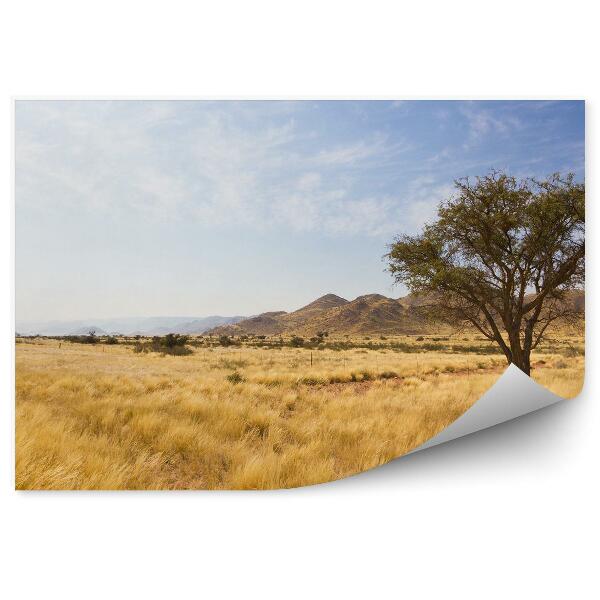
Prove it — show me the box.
[16,100,585,322]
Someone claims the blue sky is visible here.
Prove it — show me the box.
[16,100,584,321]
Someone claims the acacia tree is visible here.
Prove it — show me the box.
[386,171,584,375]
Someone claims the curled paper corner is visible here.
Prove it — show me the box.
[409,364,565,455]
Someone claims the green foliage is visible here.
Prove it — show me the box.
[132,334,192,356]
[226,371,245,384]
[218,335,239,347]
[162,333,189,348]
[386,171,585,374]
[64,334,98,344]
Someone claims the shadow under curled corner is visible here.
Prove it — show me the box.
[326,364,569,490]
[410,363,563,453]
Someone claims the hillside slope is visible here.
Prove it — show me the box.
[208,289,585,338]
[296,294,431,336]
[208,293,433,337]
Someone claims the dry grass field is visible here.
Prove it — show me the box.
[15,334,584,490]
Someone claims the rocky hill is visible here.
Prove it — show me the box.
[208,293,435,337]
[207,289,585,338]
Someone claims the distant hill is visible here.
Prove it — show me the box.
[69,326,109,336]
[208,289,585,338]
[17,290,583,338]
[300,294,431,336]
[143,316,247,335]
[208,295,350,337]
[209,293,433,337]
[16,315,247,336]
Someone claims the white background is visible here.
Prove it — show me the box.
[1,2,598,598]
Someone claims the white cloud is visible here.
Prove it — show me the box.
[313,135,389,166]
[15,101,437,237]
[460,104,522,148]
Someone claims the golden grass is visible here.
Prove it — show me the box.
[15,337,584,490]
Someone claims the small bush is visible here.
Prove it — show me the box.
[64,334,98,345]
[163,333,189,348]
[132,334,192,356]
[290,336,304,348]
[378,371,398,379]
[226,371,245,384]
[161,345,193,356]
[219,335,234,347]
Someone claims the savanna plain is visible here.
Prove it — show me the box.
[15,331,583,490]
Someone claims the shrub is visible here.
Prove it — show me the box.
[226,371,245,384]
[132,334,192,356]
[379,371,398,379]
[290,336,304,348]
[64,334,98,344]
[161,345,193,356]
[219,335,235,347]
[163,333,189,348]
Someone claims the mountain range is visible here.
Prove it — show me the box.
[17,290,584,338]
[15,315,247,337]
[208,289,585,338]
[208,293,434,337]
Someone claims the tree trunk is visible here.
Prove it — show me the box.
[508,329,531,376]
[511,354,531,376]
[507,332,531,376]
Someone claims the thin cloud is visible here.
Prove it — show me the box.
[460,103,523,148]
[16,100,583,239]
[16,102,416,236]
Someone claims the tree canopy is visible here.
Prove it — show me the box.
[386,171,584,375]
